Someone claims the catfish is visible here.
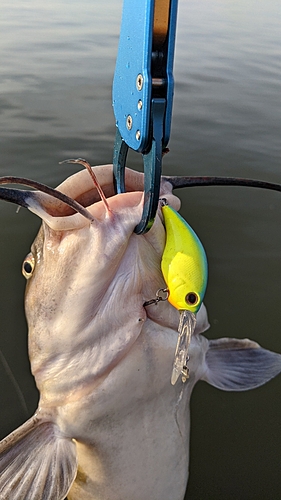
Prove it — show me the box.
[0,164,280,500]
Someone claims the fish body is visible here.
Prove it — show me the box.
[0,165,280,500]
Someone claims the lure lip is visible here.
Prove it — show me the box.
[171,309,197,385]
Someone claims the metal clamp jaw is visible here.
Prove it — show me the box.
[112,0,178,234]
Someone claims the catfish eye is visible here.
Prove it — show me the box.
[22,253,35,279]
[185,292,199,306]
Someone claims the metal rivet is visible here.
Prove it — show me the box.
[136,130,141,140]
[126,115,133,130]
[136,74,143,91]
[137,100,143,110]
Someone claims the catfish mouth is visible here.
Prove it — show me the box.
[55,163,146,217]
[0,161,280,222]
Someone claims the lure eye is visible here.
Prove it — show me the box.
[22,253,35,279]
[185,292,200,307]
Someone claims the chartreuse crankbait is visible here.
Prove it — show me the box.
[161,201,208,385]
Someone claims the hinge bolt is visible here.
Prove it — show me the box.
[136,74,143,91]
[126,115,133,130]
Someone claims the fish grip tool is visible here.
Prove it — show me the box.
[112,0,178,233]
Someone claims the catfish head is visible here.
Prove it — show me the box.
[0,164,185,404]
[0,163,280,500]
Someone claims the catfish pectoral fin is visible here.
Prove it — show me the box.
[202,337,281,391]
[0,414,77,500]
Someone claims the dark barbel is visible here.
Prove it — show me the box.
[0,176,94,221]
[164,175,281,192]
[0,187,30,208]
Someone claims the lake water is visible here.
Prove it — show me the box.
[0,0,281,498]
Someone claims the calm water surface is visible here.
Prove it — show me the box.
[0,0,281,498]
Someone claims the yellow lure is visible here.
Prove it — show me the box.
[161,204,208,313]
